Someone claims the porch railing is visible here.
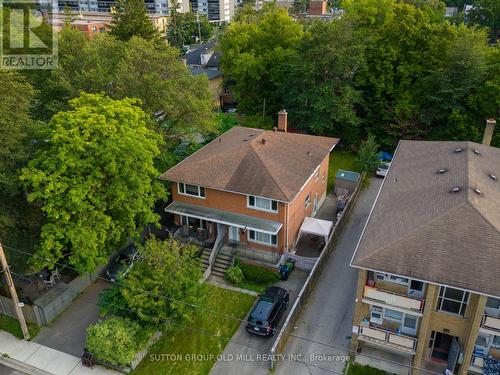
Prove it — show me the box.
[363,286,424,313]
[481,313,500,333]
[202,224,228,280]
[358,324,417,354]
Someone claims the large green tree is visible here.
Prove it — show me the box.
[0,72,42,272]
[99,238,203,325]
[110,0,160,42]
[20,93,165,271]
[167,0,214,49]
[220,5,304,115]
[467,0,500,39]
[28,28,216,146]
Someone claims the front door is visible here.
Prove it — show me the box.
[229,226,239,243]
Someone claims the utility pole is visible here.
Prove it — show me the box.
[196,12,202,44]
[0,243,30,340]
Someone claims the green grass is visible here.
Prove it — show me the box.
[346,363,390,375]
[238,280,272,293]
[132,284,255,375]
[328,151,361,193]
[0,314,40,339]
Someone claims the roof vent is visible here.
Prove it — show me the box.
[474,188,482,195]
[473,149,480,155]
[451,187,461,193]
[437,168,448,174]
[307,151,311,156]
[454,148,463,153]
[489,174,497,181]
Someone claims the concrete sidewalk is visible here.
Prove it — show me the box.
[0,331,119,375]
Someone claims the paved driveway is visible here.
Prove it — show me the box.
[210,269,309,375]
[274,177,383,375]
[33,279,110,357]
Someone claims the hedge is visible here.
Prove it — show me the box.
[234,259,280,285]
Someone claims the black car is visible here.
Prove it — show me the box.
[246,286,289,336]
[106,244,138,282]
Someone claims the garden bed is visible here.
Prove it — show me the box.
[132,284,255,375]
[346,362,390,375]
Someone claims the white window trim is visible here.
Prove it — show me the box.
[178,182,206,199]
[248,230,277,246]
[437,286,469,317]
[375,272,410,286]
[247,195,278,213]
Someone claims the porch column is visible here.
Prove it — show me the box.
[458,294,487,375]
[351,269,367,351]
[412,284,439,375]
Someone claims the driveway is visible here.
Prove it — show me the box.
[210,269,309,375]
[274,177,383,375]
[33,279,110,357]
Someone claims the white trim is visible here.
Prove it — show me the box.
[247,195,278,213]
[177,182,206,199]
[167,210,282,235]
[362,299,424,317]
[437,286,469,317]
[248,229,278,246]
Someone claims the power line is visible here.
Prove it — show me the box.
[2,243,442,375]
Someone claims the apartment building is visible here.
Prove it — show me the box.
[189,0,234,22]
[350,121,500,375]
[160,112,338,266]
[48,0,189,15]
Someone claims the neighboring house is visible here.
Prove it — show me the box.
[445,7,459,17]
[182,42,235,106]
[350,120,500,375]
[160,111,338,266]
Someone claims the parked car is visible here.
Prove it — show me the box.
[246,286,289,336]
[376,161,391,178]
[106,244,138,282]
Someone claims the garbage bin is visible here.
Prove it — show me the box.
[82,350,95,368]
[285,258,295,272]
[279,263,290,280]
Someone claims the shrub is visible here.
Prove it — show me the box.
[235,259,280,284]
[86,317,151,367]
[225,266,245,285]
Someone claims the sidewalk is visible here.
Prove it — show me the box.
[0,331,120,375]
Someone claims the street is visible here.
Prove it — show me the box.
[275,177,383,375]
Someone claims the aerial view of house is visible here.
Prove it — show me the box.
[160,111,338,269]
[350,134,500,375]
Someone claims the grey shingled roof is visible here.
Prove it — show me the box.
[160,126,339,202]
[351,140,500,297]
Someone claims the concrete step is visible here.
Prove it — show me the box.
[215,258,232,266]
[217,252,232,259]
[211,269,226,278]
[212,265,230,274]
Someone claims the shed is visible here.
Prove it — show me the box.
[334,169,360,195]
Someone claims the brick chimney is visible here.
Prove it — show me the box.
[278,110,287,133]
[482,118,496,146]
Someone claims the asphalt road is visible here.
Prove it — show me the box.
[0,364,27,375]
[275,177,383,375]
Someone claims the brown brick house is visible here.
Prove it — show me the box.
[350,134,500,375]
[160,112,338,264]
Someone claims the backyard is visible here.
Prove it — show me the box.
[0,314,39,339]
[328,151,360,192]
[132,284,255,375]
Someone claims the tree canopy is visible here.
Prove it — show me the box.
[110,0,160,42]
[167,0,214,49]
[20,93,165,271]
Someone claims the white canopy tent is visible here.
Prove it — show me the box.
[298,217,333,242]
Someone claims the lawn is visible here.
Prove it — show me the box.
[346,362,390,375]
[328,151,361,192]
[0,314,40,339]
[132,284,255,375]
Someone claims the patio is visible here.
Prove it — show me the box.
[294,233,326,258]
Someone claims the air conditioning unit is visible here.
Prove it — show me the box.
[370,307,383,325]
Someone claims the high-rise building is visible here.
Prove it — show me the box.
[189,0,233,22]
[52,0,189,15]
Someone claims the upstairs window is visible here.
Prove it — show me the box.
[437,286,469,317]
[248,195,278,213]
[178,182,205,198]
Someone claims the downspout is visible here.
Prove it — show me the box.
[285,202,289,253]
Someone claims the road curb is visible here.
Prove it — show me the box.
[0,355,53,375]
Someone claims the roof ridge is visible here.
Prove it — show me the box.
[247,143,290,201]
[354,202,471,265]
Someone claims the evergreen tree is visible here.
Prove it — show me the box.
[110,0,160,42]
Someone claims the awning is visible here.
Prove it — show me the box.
[165,201,282,235]
[299,217,333,241]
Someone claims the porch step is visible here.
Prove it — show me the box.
[211,269,226,278]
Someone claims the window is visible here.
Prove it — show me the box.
[305,193,311,208]
[181,215,204,228]
[178,183,205,198]
[404,315,418,329]
[248,230,277,246]
[248,196,278,212]
[493,336,500,348]
[375,273,409,286]
[437,286,469,316]
[384,309,403,322]
[486,297,500,309]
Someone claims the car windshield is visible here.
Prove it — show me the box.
[378,164,389,170]
[250,300,273,321]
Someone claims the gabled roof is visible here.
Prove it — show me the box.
[160,126,339,202]
[182,41,216,66]
[351,140,500,297]
[189,66,223,80]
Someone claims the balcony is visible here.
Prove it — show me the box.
[358,323,417,355]
[480,313,500,335]
[363,286,424,314]
[469,353,484,373]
